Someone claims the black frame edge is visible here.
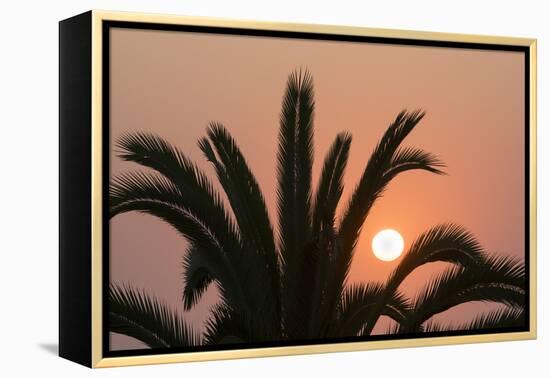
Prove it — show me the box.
[59,10,93,368]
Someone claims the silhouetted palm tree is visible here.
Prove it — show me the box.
[109,69,525,348]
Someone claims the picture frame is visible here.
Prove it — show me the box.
[59,10,537,368]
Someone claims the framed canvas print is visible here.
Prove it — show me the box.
[59,10,537,368]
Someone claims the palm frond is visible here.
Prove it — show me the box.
[109,171,248,312]
[109,284,201,348]
[361,224,487,335]
[276,69,315,332]
[334,283,410,337]
[423,307,525,332]
[199,122,280,319]
[338,110,426,261]
[366,224,484,332]
[387,224,486,291]
[312,132,352,234]
[332,111,435,325]
[383,146,446,180]
[402,254,525,332]
[481,254,526,289]
[117,132,207,190]
[114,132,242,260]
[277,68,315,261]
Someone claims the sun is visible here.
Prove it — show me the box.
[372,229,405,261]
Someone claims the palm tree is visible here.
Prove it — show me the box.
[109,69,526,348]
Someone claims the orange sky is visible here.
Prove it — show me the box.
[108,27,525,350]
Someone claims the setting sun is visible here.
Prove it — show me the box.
[372,229,405,261]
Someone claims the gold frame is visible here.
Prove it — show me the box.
[90,9,537,368]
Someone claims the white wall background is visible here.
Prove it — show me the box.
[0,0,547,376]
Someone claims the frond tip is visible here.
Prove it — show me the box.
[277,68,315,265]
[312,132,352,234]
[181,243,215,311]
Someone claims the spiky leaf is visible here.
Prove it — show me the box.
[109,284,200,348]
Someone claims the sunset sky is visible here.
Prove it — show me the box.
[108,27,525,350]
